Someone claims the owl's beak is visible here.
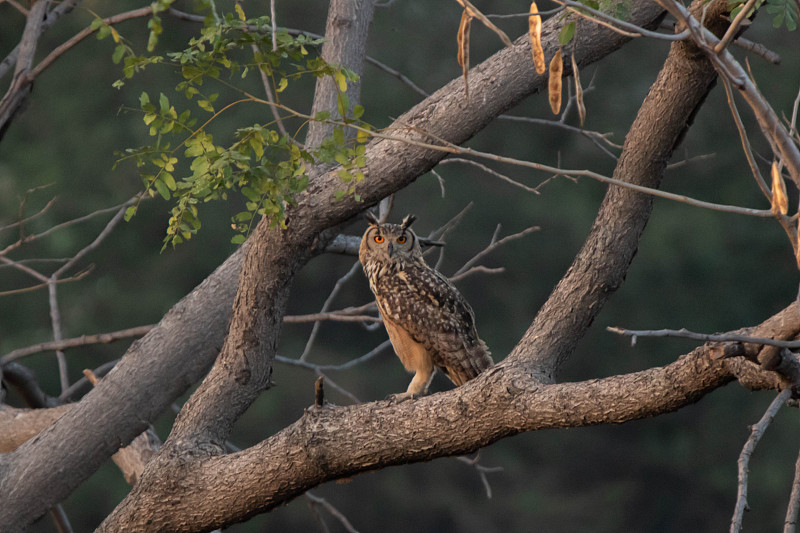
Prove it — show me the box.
[387,242,394,257]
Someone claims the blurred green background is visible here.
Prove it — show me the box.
[1,0,799,531]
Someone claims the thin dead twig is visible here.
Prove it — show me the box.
[299,261,363,362]
[607,326,800,349]
[785,445,800,533]
[0,266,93,297]
[734,37,781,65]
[440,158,542,194]
[731,389,792,533]
[554,0,690,40]
[305,491,360,533]
[1,325,155,365]
[453,226,539,278]
[0,196,56,234]
[455,453,504,499]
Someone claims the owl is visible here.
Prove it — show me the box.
[359,212,493,401]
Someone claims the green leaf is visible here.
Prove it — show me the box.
[124,205,138,221]
[559,22,576,46]
[112,44,126,64]
[352,104,365,119]
[276,77,288,93]
[334,70,348,92]
[231,234,246,244]
[314,110,331,121]
[235,3,246,21]
[154,179,171,200]
[337,91,349,117]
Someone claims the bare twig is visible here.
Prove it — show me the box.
[305,491,360,533]
[0,0,81,80]
[1,197,138,256]
[607,326,800,349]
[276,340,392,372]
[720,75,771,199]
[733,37,781,65]
[498,114,620,159]
[657,0,800,187]
[455,453,504,499]
[1,326,155,365]
[58,359,118,401]
[731,389,792,533]
[785,445,800,533]
[554,0,691,41]
[0,0,48,135]
[0,196,56,233]
[440,158,542,194]
[0,264,93,297]
[714,0,757,53]
[453,226,540,278]
[448,265,505,282]
[29,7,154,81]
[299,261,363,362]
[284,312,381,324]
[48,504,73,533]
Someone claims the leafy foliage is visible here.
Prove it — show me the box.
[96,2,368,248]
[729,0,798,30]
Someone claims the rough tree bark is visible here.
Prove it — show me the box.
[305,0,377,148]
[1,0,784,531]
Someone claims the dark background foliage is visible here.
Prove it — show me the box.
[1,0,799,531]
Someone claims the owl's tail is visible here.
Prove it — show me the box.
[441,339,492,387]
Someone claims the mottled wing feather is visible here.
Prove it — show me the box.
[374,264,492,385]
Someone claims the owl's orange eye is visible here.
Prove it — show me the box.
[397,236,407,244]
[374,235,384,243]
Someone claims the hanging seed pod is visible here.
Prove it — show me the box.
[529,2,545,75]
[548,49,563,114]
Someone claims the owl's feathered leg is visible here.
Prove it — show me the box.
[387,365,434,403]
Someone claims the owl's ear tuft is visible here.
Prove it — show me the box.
[401,214,416,230]
[364,210,380,226]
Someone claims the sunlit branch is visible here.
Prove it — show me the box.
[713,0,758,53]
[554,0,691,41]
[29,7,155,81]
[733,37,781,65]
[656,0,800,187]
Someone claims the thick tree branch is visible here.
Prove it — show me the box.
[305,0,377,148]
[101,302,798,531]
[505,0,733,383]
[0,2,670,529]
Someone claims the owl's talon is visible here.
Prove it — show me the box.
[386,392,418,404]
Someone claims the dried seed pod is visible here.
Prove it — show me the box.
[571,53,586,126]
[529,2,545,75]
[772,160,789,215]
[456,0,513,46]
[549,49,563,114]
[457,9,472,98]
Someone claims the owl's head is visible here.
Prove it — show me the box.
[359,212,423,266]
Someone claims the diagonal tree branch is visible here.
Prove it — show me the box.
[504,0,734,383]
[101,302,799,531]
[0,1,671,529]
